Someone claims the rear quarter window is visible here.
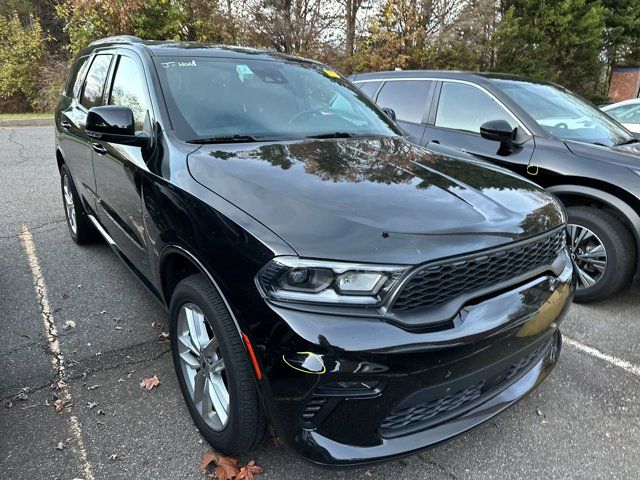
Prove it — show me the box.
[64,56,89,99]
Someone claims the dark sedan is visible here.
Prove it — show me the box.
[350,70,640,302]
[55,37,573,466]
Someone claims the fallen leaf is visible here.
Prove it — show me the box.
[536,408,543,416]
[88,384,100,391]
[56,441,65,451]
[97,409,106,415]
[214,455,240,480]
[117,378,125,383]
[199,452,217,473]
[109,453,120,461]
[62,292,69,300]
[63,320,76,330]
[4,400,13,409]
[87,402,98,410]
[115,326,123,331]
[237,460,263,480]
[158,332,170,342]
[55,379,67,390]
[139,375,160,390]
[54,399,68,413]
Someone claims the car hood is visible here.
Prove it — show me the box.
[187,137,563,264]
[565,139,640,168]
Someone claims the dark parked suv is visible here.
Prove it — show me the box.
[55,37,573,466]
[351,70,640,302]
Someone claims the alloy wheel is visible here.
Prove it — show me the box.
[63,174,77,234]
[176,303,230,431]
[566,223,607,290]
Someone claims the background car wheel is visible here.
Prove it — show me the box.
[566,206,636,303]
[60,164,97,244]
[169,273,266,454]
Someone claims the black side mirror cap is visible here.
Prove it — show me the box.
[381,107,397,123]
[86,105,150,148]
[480,119,514,142]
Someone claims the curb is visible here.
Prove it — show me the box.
[0,118,54,127]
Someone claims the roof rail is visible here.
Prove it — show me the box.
[89,35,143,47]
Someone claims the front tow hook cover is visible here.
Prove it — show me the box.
[283,352,326,374]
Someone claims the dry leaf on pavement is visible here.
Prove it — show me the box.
[199,452,217,473]
[139,375,160,390]
[237,460,263,480]
[213,455,240,480]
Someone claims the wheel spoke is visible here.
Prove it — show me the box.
[201,336,219,356]
[185,308,204,351]
[210,357,225,374]
[179,350,200,369]
[576,266,596,288]
[207,376,229,426]
[178,333,199,356]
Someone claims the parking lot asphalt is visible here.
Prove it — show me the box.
[1,125,639,480]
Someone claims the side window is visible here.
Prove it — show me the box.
[109,56,150,131]
[65,56,89,98]
[607,104,640,124]
[376,80,433,124]
[435,82,517,133]
[356,81,381,99]
[80,55,113,109]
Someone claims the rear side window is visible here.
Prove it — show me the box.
[356,81,381,99]
[64,56,89,98]
[80,54,113,109]
[109,56,150,131]
[376,80,433,124]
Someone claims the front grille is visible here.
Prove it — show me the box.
[392,230,565,312]
[378,339,552,437]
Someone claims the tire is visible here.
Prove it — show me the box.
[567,206,636,303]
[60,164,97,244]
[169,274,266,454]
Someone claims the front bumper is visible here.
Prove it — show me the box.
[253,250,573,466]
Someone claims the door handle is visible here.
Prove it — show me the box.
[60,121,71,129]
[91,142,107,155]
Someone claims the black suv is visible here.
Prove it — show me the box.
[55,37,573,466]
[351,70,640,302]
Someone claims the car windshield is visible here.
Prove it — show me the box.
[154,56,399,142]
[496,80,635,147]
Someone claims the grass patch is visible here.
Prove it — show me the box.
[0,112,52,119]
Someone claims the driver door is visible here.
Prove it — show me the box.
[424,81,535,177]
[92,52,153,279]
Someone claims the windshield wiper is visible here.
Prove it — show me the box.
[186,134,265,144]
[615,138,640,147]
[306,131,355,139]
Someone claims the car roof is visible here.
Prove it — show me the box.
[349,69,554,86]
[78,36,322,66]
[602,98,640,109]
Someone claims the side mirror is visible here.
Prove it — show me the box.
[381,107,397,123]
[480,119,518,154]
[86,105,150,148]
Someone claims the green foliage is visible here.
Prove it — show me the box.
[0,13,48,108]
[493,0,606,97]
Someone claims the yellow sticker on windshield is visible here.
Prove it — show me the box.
[323,69,341,79]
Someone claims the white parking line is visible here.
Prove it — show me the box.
[563,335,640,378]
[19,226,95,480]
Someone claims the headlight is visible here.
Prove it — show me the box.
[256,256,408,306]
